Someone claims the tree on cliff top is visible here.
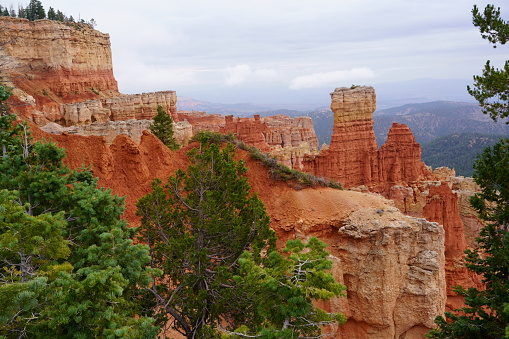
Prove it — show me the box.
[0,99,158,336]
[150,105,180,151]
[136,135,345,338]
[467,4,509,123]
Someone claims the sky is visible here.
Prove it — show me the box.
[10,0,509,106]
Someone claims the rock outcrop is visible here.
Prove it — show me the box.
[422,182,483,311]
[0,17,177,126]
[30,126,447,338]
[41,118,193,145]
[0,17,118,104]
[303,86,431,189]
[58,91,177,126]
[176,112,319,167]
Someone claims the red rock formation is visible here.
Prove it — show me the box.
[176,111,319,167]
[376,122,430,189]
[423,182,483,311]
[303,87,431,189]
[0,17,118,105]
[30,126,446,338]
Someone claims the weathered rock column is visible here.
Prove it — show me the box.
[303,86,378,187]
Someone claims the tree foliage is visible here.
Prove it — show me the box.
[228,237,346,338]
[149,105,180,151]
[468,5,509,123]
[0,106,158,337]
[137,139,276,338]
[137,135,346,338]
[428,139,509,338]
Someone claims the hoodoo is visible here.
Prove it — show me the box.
[303,86,430,189]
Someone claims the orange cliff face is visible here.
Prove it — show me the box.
[0,18,118,103]
[30,125,446,339]
[423,183,483,311]
[0,17,176,125]
[303,86,431,189]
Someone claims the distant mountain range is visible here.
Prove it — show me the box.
[373,101,509,145]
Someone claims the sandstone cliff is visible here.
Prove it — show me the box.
[0,17,177,126]
[0,17,117,106]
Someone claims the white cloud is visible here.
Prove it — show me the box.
[225,65,279,86]
[290,68,377,90]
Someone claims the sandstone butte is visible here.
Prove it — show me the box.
[3,17,484,338]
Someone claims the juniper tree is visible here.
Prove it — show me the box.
[137,134,346,338]
[137,137,276,338]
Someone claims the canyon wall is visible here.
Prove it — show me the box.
[303,87,430,189]
[30,126,447,339]
[0,17,117,104]
[0,17,177,126]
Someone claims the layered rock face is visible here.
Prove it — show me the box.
[58,91,177,126]
[303,87,430,189]
[40,119,193,145]
[177,112,319,168]
[0,17,178,127]
[31,126,447,338]
[0,17,118,103]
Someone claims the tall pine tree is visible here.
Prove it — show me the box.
[428,4,509,338]
[149,105,180,151]
[428,139,509,338]
[467,4,509,122]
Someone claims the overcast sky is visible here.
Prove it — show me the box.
[21,1,509,105]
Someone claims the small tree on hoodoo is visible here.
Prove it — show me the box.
[150,105,179,151]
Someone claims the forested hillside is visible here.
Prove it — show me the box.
[421,133,504,176]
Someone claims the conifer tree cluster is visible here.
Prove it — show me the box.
[0,91,157,337]
[0,1,96,27]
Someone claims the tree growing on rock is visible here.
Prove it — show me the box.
[150,105,180,151]
[136,134,346,338]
